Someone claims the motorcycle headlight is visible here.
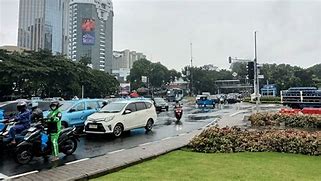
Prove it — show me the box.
[104,116,115,122]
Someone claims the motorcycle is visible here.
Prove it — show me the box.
[14,122,79,164]
[174,107,183,122]
[0,120,24,151]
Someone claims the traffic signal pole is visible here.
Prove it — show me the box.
[254,31,259,112]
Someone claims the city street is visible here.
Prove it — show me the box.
[0,100,261,178]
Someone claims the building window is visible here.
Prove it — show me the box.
[101,3,106,9]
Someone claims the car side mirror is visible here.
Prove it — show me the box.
[69,108,76,113]
[124,110,131,114]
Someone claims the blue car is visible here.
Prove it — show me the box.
[44,99,106,128]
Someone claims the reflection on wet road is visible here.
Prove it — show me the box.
[0,101,238,177]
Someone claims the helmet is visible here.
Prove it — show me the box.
[49,101,60,110]
[176,100,179,104]
[17,101,27,112]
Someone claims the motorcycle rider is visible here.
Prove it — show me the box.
[174,100,182,109]
[8,101,31,144]
[30,102,43,123]
[46,101,62,161]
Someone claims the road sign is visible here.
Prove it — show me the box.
[142,76,147,83]
[258,75,264,79]
[232,72,238,77]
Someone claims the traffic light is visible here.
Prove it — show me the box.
[228,57,232,64]
[247,61,254,80]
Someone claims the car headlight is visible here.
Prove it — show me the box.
[104,116,115,122]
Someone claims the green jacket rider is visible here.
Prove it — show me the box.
[47,101,62,161]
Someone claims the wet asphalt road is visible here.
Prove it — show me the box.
[0,101,239,177]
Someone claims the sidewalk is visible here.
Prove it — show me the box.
[11,129,203,181]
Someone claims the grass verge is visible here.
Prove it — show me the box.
[92,150,321,181]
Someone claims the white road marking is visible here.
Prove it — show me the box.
[8,170,39,179]
[202,118,219,129]
[65,158,90,165]
[161,137,172,141]
[139,142,153,147]
[229,110,247,117]
[178,133,187,136]
[0,173,8,180]
[108,149,125,154]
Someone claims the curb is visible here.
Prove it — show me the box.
[11,129,203,181]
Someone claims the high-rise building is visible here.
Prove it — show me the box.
[112,49,146,70]
[17,0,63,54]
[112,49,146,81]
[68,0,113,73]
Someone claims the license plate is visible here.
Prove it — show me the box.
[89,124,98,129]
[162,106,165,108]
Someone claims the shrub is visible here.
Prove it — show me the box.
[188,127,321,155]
[249,112,321,128]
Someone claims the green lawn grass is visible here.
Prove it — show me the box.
[93,151,321,181]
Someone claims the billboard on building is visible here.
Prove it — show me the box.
[81,18,95,45]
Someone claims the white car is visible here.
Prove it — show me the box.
[84,99,157,137]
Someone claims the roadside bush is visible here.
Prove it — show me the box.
[249,112,321,128]
[188,127,321,155]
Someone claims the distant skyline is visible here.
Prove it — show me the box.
[1,0,321,70]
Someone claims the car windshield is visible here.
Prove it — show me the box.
[154,98,166,104]
[99,102,126,113]
[59,102,75,111]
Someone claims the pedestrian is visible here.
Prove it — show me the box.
[46,101,62,161]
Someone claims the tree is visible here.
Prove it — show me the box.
[0,50,119,101]
[79,56,91,66]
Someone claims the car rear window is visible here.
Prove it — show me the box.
[145,102,152,109]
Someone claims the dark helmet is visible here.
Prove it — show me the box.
[176,100,179,104]
[17,101,27,112]
[49,101,60,110]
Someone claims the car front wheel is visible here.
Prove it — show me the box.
[113,123,123,137]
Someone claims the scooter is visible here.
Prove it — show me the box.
[14,122,79,164]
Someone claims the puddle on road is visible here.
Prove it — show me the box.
[187,115,220,121]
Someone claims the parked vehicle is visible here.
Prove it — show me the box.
[14,122,79,164]
[226,93,241,104]
[43,99,105,128]
[153,97,169,112]
[84,99,157,137]
[281,87,321,108]
[196,94,215,108]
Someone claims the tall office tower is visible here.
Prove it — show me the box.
[17,0,63,54]
[68,0,113,73]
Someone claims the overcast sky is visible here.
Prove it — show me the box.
[1,0,320,70]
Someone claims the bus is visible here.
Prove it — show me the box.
[281,87,321,108]
[166,88,184,102]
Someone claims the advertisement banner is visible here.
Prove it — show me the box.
[81,18,95,45]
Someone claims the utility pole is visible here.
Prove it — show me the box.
[190,42,193,95]
[254,31,259,111]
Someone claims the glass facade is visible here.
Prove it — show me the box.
[18,0,63,54]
